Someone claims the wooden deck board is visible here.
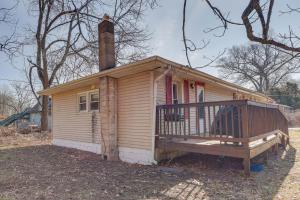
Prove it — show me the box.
[157,139,246,158]
[157,133,280,160]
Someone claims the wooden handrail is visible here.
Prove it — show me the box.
[157,100,248,108]
[246,101,289,138]
[155,100,289,145]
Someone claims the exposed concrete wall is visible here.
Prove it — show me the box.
[53,139,101,154]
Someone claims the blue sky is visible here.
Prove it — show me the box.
[1,0,300,87]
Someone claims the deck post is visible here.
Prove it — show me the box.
[263,150,269,165]
[243,155,250,176]
[241,102,251,176]
[241,101,249,147]
[275,142,279,155]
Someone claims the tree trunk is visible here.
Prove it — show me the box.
[41,95,48,131]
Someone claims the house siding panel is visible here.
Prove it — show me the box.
[205,84,233,101]
[157,77,235,104]
[52,87,101,145]
[117,71,153,150]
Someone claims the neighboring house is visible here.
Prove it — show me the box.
[16,98,52,130]
[27,98,52,130]
[38,15,288,175]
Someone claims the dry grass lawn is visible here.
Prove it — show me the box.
[0,131,299,200]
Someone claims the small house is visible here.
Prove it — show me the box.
[39,15,289,175]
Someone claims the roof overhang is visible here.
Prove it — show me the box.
[38,56,161,95]
[38,55,271,102]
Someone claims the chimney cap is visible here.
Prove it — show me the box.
[103,14,110,21]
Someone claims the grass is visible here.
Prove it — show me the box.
[0,131,299,200]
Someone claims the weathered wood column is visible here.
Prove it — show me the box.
[99,76,119,161]
[242,102,250,176]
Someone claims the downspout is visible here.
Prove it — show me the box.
[151,65,171,164]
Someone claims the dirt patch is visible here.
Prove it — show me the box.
[0,130,51,150]
[0,127,16,137]
[0,131,299,200]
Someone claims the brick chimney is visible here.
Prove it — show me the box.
[98,14,119,161]
[98,14,115,71]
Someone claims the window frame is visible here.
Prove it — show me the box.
[89,91,100,111]
[196,85,205,103]
[78,93,87,112]
[172,82,178,104]
[171,79,184,104]
[77,89,100,113]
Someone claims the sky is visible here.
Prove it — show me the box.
[1,0,300,88]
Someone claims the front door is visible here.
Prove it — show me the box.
[196,85,205,134]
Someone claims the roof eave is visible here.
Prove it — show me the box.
[38,56,160,95]
[38,55,270,101]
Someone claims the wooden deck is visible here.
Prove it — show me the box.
[157,132,281,159]
[155,100,289,175]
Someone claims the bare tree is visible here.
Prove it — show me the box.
[10,82,34,113]
[182,0,300,66]
[24,0,156,131]
[218,43,300,93]
[0,2,19,57]
[0,87,15,116]
[0,83,34,116]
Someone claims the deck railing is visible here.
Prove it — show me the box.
[155,100,288,144]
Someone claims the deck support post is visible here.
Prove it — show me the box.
[263,150,269,165]
[243,156,250,176]
[241,102,251,176]
[275,143,279,155]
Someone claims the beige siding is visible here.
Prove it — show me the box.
[117,71,153,150]
[156,77,233,105]
[52,87,101,144]
[205,84,233,102]
[156,77,166,105]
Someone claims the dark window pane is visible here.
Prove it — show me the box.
[91,93,99,102]
[90,102,99,110]
[79,103,86,111]
[198,90,204,103]
[80,96,86,103]
[172,84,178,100]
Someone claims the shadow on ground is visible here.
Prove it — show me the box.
[0,137,298,200]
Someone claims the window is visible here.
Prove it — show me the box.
[172,83,178,104]
[78,90,100,112]
[90,92,99,111]
[79,95,87,111]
